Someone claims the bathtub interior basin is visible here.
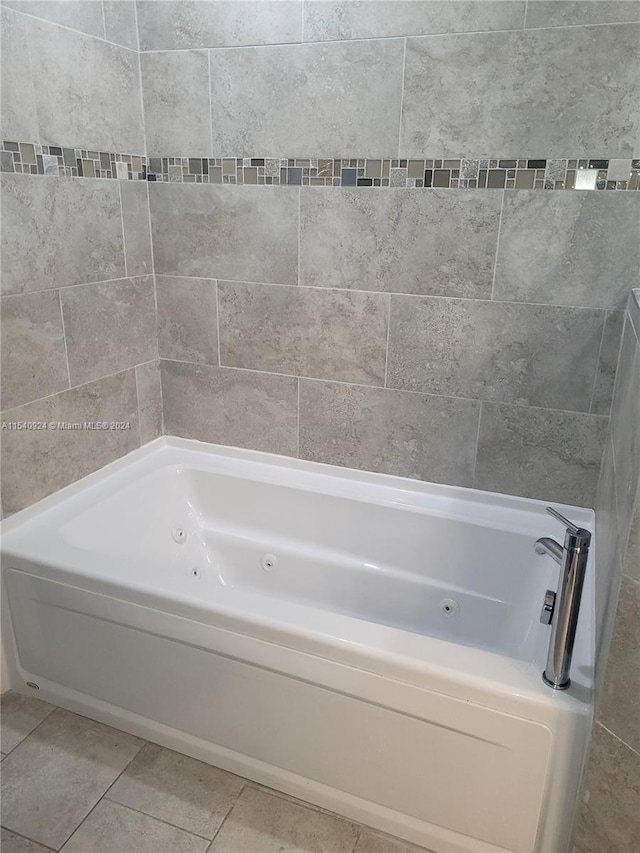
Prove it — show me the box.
[1,437,596,853]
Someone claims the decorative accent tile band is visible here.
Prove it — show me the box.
[2,142,639,191]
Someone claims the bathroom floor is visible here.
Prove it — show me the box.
[0,692,430,853]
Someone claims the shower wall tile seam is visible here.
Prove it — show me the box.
[595,721,640,760]
[0,274,153,297]
[148,278,619,314]
[0,3,139,52]
[134,20,640,52]
[155,356,612,420]
[0,363,154,416]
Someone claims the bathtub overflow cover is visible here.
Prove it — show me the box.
[172,527,187,544]
[439,598,459,617]
[262,554,278,572]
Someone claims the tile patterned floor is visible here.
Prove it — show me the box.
[0,691,430,853]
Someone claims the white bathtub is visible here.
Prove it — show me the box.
[1,437,594,853]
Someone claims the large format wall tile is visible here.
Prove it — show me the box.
[599,575,640,754]
[611,317,640,542]
[136,361,163,444]
[400,25,640,158]
[103,0,138,50]
[304,0,526,41]
[1,291,69,409]
[526,0,640,28]
[387,296,604,411]
[149,184,298,284]
[0,7,38,142]
[299,380,479,485]
[0,370,139,514]
[574,723,640,853]
[156,275,218,365]
[210,40,404,157]
[25,16,144,152]
[161,360,298,456]
[494,191,640,309]
[141,51,211,156]
[61,276,157,386]
[300,188,502,298]
[3,1,105,38]
[594,436,623,641]
[120,181,153,277]
[1,175,125,295]
[591,311,625,416]
[136,359,164,444]
[136,0,303,50]
[218,281,388,385]
[475,403,607,505]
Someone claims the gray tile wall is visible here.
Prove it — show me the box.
[137,3,640,160]
[149,183,635,507]
[0,5,144,152]
[574,291,640,853]
[0,4,160,518]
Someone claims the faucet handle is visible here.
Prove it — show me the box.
[546,506,581,535]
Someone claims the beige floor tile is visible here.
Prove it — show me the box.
[107,742,245,839]
[60,800,209,853]
[0,828,54,853]
[354,828,432,852]
[208,787,359,853]
[1,708,143,849]
[0,690,54,753]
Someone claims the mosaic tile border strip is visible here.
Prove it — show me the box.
[2,142,639,191]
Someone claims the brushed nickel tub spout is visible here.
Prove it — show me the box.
[535,506,591,690]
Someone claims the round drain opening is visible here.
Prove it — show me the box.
[188,567,201,579]
[172,527,187,544]
[439,598,459,617]
[262,554,278,572]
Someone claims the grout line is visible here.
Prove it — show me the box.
[215,281,222,367]
[101,797,213,841]
[0,702,56,759]
[1,274,153,298]
[2,5,139,52]
[523,0,529,29]
[100,0,107,41]
[135,19,640,53]
[596,721,640,759]
[118,181,129,278]
[145,275,615,314]
[156,357,609,419]
[57,737,147,851]
[1,366,140,416]
[58,289,73,391]
[296,377,301,457]
[206,782,248,846]
[489,188,505,300]
[300,0,306,42]
[588,314,608,413]
[397,38,407,159]
[0,826,56,851]
[208,49,214,157]
[383,292,391,387]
